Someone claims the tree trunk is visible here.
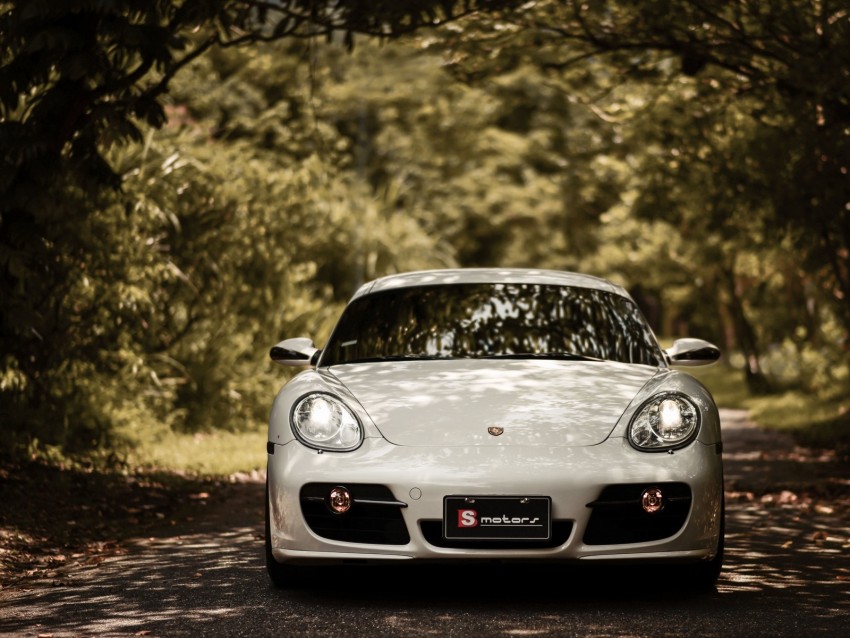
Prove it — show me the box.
[721,266,772,395]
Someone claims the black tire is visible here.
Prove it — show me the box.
[265,477,302,588]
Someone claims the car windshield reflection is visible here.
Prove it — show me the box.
[320,283,662,367]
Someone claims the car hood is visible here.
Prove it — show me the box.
[327,359,659,447]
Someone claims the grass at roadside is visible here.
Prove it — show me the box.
[689,362,850,457]
[686,362,751,410]
[122,425,267,477]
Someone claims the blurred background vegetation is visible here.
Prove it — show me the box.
[2,0,848,474]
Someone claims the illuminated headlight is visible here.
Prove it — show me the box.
[291,393,363,451]
[628,393,700,451]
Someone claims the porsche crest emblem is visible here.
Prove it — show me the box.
[487,426,504,437]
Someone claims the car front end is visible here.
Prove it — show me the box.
[264,268,725,590]
[267,360,723,566]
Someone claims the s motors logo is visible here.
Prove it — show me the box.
[458,509,478,528]
[457,509,541,528]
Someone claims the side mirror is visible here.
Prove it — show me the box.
[270,338,320,367]
[665,338,721,367]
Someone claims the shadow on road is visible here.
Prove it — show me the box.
[2,409,849,637]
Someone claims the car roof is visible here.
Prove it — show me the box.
[350,268,629,301]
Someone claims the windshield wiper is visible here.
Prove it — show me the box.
[480,352,603,362]
[347,354,450,363]
[344,353,604,364]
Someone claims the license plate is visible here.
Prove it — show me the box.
[443,496,551,540]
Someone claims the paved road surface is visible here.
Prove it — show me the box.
[1,409,849,637]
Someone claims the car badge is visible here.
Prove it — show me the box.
[488,426,504,437]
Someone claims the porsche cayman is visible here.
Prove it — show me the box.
[265,268,725,590]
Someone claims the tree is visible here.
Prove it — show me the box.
[0,0,519,457]
[310,37,635,273]
[432,0,850,394]
[1,1,520,192]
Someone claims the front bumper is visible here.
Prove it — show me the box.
[267,435,723,565]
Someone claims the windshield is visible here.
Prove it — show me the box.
[320,283,663,367]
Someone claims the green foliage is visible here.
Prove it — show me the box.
[2,0,849,464]
[0,173,162,455]
[309,39,620,271]
[433,0,850,397]
[746,390,850,456]
[1,0,519,191]
[90,39,458,443]
[1,32,460,459]
[0,0,517,460]
[686,362,751,411]
[686,361,850,455]
[123,423,268,476]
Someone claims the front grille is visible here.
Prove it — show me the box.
[300,483,410,545]
[583,482,691,545]
[420,520,574,549]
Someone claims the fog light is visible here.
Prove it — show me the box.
[329,486,352,513]
[641,487,664,513]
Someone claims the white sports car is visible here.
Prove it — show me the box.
[265,268,725,590]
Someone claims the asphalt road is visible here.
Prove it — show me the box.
[1,409,849,637]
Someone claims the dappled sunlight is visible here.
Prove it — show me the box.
[2,411,850,636]
[716,409,850,614]
[0,516,267,636]
[333,358,656,447]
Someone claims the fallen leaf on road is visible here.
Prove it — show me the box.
[726,490,755,502]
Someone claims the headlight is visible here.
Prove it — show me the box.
[628,393,700,451]
[291,393,363,451]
